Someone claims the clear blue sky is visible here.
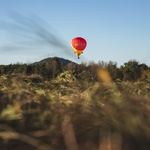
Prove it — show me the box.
[0,0,150,66]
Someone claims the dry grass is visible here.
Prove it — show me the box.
[0,72,150,150]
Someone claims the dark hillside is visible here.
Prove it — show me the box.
[33,57,77,66]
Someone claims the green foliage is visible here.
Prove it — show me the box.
[0,58,150,82]
[120,60,140,81]
[0,105,22,120]
[52,71,76,84]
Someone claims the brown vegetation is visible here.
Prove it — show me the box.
[0,59,150,150]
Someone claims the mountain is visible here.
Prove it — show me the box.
[33,57,77,65]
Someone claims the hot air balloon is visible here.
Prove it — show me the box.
[71,37,87,59]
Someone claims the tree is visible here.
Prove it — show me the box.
[139,64,149,80]
[106,61,119,80]
[50,57,62,79]
[25,65,33,75]
[120,60,140,81]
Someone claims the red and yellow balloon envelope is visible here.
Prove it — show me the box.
[71,37,87,59]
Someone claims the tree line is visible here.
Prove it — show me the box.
[0,57,150,82]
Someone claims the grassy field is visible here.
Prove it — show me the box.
[0,71,150,150]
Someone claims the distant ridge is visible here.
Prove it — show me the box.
[33,57,77,65]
